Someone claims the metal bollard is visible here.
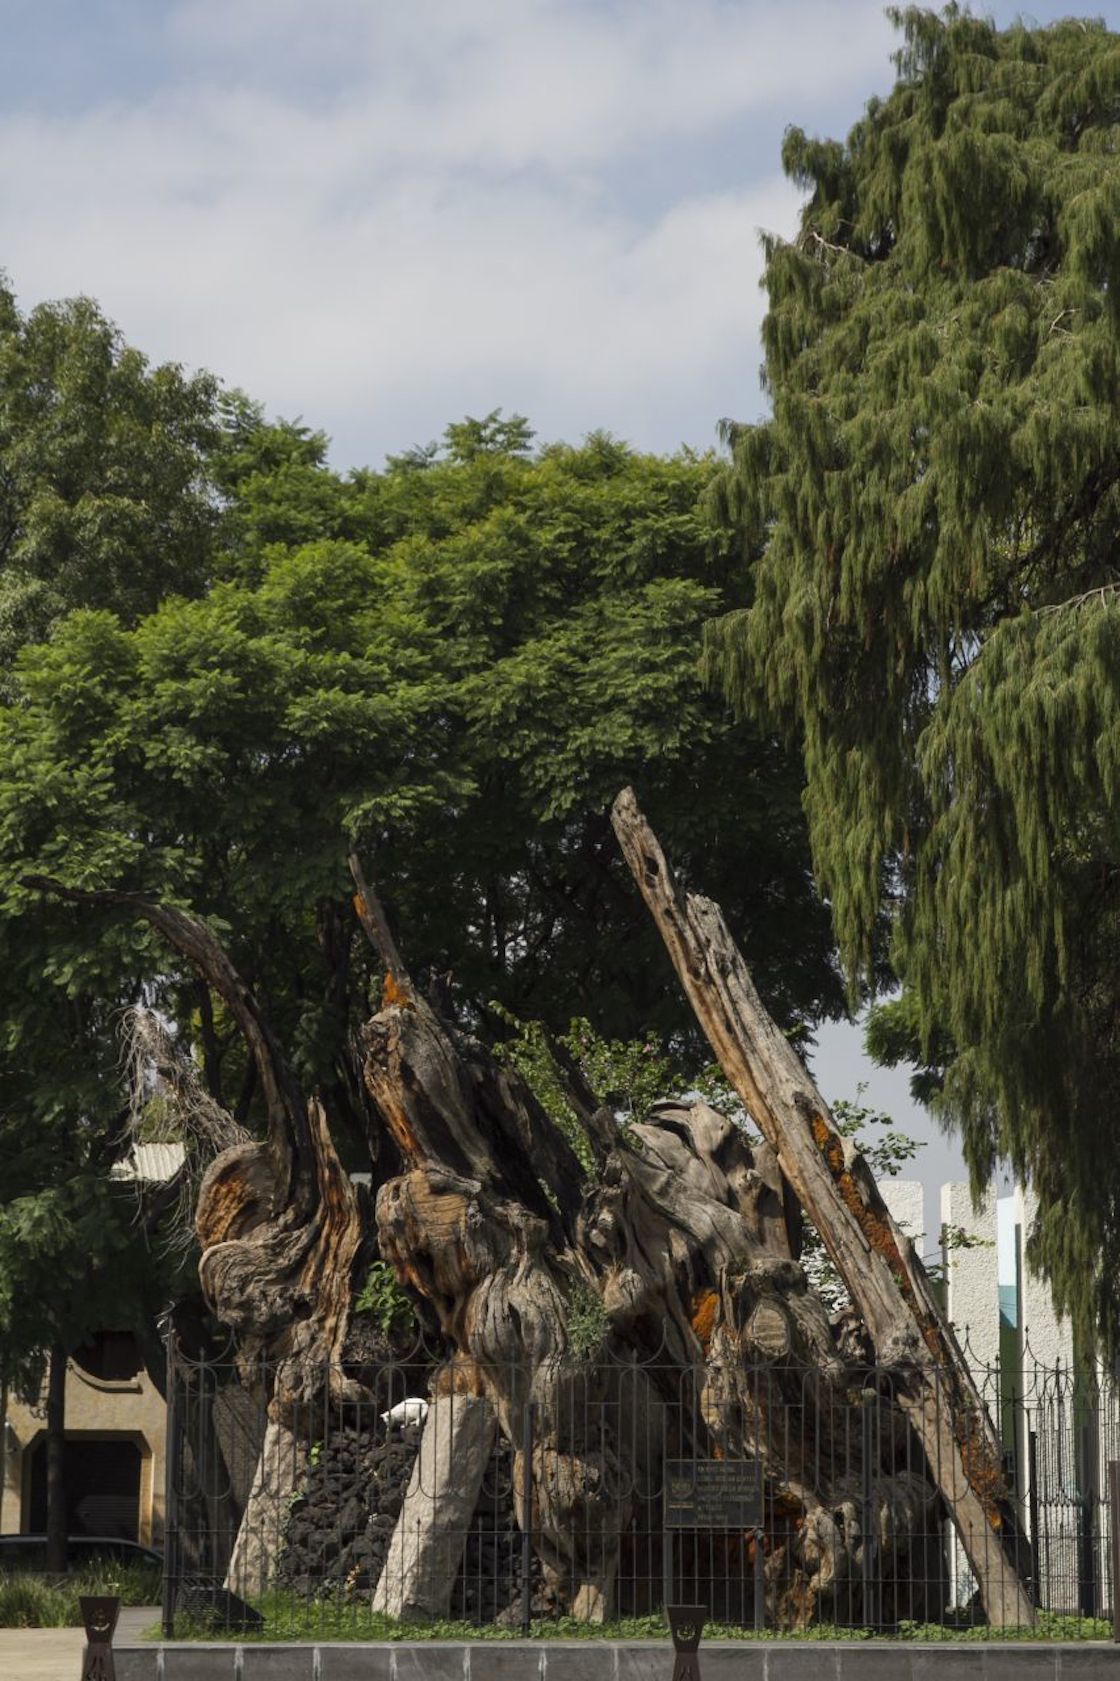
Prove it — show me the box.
[79,1594,120,1681]
[667,1603,706,1681]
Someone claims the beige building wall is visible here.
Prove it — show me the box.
[1,1347,167,1545]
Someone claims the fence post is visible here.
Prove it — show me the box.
[520,1401,534,1635]
[161,1318,179,1641]
[1028,1429,1041,1608]
[1103,1459,1109,1640]
[752,1529,766,1631]
[1080,1417,1100,1618]
[861,1389,878,1629]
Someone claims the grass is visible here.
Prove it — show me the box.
[165,1593,1115,1644]
[0,1561,162,1627]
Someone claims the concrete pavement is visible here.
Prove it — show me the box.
[0,1604,158,1681]
[0,1624,84,1680]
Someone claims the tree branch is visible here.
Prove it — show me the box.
[347,853,410,987]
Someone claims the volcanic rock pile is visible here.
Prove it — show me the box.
[276,1416,540,1619]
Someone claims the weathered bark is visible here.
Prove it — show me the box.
[609,785,1034,1628]
[226,1416,309,1598]
[24,876,363,1392]
[359,990,606,1608]
[23,877,366,1584]
[22,851,997,1628]
[354,865,946,1627]
[372,1392,498,1617]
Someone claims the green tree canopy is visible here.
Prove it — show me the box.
[0,279,221,675]
[0,281,223,1385]
[2,411,842,1182]
[707,5,1120,1344]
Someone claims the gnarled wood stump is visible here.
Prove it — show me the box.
[356,912,949,1626]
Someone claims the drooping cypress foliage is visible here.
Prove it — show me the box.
[707,5,1120,1347]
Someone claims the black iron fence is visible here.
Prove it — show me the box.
[161,1330,1120,1637]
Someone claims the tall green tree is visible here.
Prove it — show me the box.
[0,278,220,675]
[2,419,842,1156]
[0,280,224,1559]
[707,5,1120,1344]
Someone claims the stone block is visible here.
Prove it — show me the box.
[979,1646,1059,1681]
[320,1642,395,1681]
[162,1646,239,1680]
[470,1643,545,1681]
[699,1642,767,1681]
[767,1644,842,1681]
[909,1648,973,1681]
[833,1644,908,1681]
[113,1651,161,1681]
[393,1641,470,1681]
[616,1642,667,1681]
[1058,1647,1120,1678]
[241,1643,317,1680]
[541,1643,616,1681]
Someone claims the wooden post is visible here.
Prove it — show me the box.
[610,786,1035,1628]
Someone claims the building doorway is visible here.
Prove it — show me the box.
[27,1436,141,1540]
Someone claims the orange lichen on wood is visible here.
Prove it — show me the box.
[809,1112,916,1300]
[382,969,412,1009]
[378,1084,423,1160]
[690,1287,719,1350]
[958,1423,1007,1528]
[434,1356,487,1399]
[810,1109,1016,1534]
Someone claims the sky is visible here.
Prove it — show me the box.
[6,0,1117,1233]
[9,0,1114,474]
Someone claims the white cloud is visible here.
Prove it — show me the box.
[1,0,895,466]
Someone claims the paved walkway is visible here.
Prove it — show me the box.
[0,1604,159,1681]
[0,1624,84,1680]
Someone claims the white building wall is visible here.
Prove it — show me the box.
[940,1183,1000,1378]
[878,1178,924,1248]
[1013,1185,1074,1370]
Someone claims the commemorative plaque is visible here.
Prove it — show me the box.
[664,1459,763,1528]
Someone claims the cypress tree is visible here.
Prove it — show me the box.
[708,5,1120,1346]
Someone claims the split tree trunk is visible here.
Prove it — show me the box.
[25,844,1026,1628]
[23,877,366,1591]
[372,1392,497,1618]
[353,864,611,1617]
[226,1417,309,1599]
[610,785,1034,1628]
[355,866,946,1627]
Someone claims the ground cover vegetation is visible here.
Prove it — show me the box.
[0,1561,161,1628]
[164,1599,1112,1645]
[707,5,1120,1351]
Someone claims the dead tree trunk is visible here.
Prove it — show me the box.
[353,859,617,1617]
[354,866,949,1628]
[24,853,1011,1628]
[22,877,365,1592]
[372,1392,497,1618]
[609,786,1034,1628]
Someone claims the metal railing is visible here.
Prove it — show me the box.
[160,1328,1120,1637]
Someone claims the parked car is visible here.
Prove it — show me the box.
[0,1534,162,1573]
